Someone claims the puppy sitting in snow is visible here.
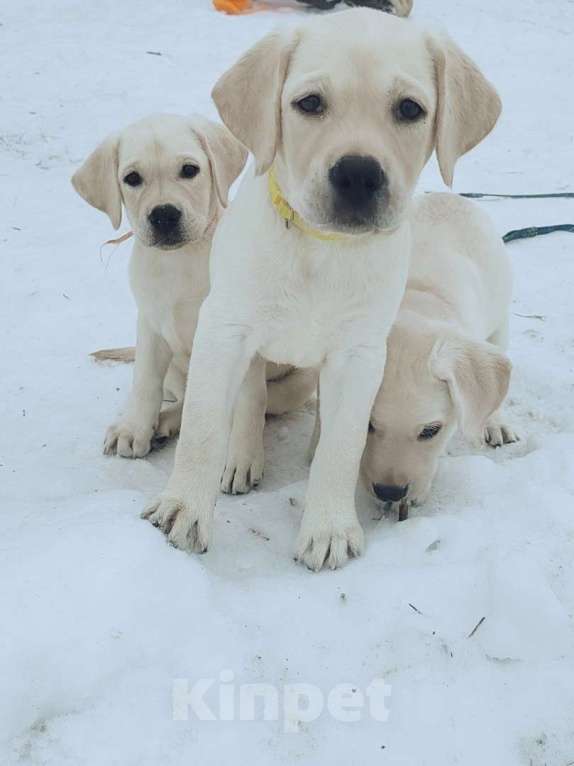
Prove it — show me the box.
[73,114,316,493]
[358,193,518,513]
[143,11,502,570]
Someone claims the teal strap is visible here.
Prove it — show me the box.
[453,191,574,243]
[461,192,574,200]
[503,224,574,243]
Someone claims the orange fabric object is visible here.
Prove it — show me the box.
[213,0,292,13]
[213,0,253,13]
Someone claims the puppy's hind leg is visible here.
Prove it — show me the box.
[265,367,318,416]
[221,355,267,495]
[155,401,183,445]
[154,361,186,444]
[104,315,172,458]
[485,317,519,446]
[484,413,519,447]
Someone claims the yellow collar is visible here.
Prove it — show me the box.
[268,166,349,243]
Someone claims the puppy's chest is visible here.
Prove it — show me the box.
[130,249,209,355]
[256,270,381,367]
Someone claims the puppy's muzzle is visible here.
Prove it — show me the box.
[373,483,408,503]
[329,155,387,227]
[148,204,183,245]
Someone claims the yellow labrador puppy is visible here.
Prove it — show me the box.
[73,114,316,493]
[313,193,517,512]
[143,11,502,570]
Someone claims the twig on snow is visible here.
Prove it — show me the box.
[467,616,486,639]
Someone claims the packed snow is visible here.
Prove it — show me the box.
[1,0,573,763]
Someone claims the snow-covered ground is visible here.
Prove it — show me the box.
[2,0,574,763]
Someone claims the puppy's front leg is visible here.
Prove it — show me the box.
[221,355,267,495]
[143,308,253,553]
[296,347,386,571]
[104,314,171,458]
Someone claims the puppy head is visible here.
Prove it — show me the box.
[72,114,247,250]
[361,321,511,506]
[213,9,500,235]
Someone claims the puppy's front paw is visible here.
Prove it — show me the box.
[295,513,364,572]
[221,436,264,495]
[141,494,212,553]
[484,419,520,448]
[104,421,154,458]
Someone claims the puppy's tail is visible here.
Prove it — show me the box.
[266,367,318,416]
[90,346,135,364]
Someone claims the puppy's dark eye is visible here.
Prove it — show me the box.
[418,422,442,441]
[397,98,425,122]
[123,171,143,187]
[295,94,324,115]
[180,163,200,179]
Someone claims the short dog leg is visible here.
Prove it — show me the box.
[104,315,172,458]
[296,347,386,571]
[154,362,186,443]
[485,317,519,446]
[484,408,519,447]
[155,400,183,443]
[221,355,267,495]
[142,306,253,553]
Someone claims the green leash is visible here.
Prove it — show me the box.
[460,192,574,200]
[454,191,574,244]
[503,224,574,243]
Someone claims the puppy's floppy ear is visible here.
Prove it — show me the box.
[431,335,511,439]
[212,29,299,176]
[428,33,502,187]
[189,116,248,208]
[71,134,122,229]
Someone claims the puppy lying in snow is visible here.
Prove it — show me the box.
[143,10,502,571]
[312,193,518,514]
[72,114,317,493]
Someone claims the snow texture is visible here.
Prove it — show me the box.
[1,0,573,764]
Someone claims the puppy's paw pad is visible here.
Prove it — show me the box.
[168,509,210,554]
[296,521,364,572]
[156,408,181,440]
[104,423,153,458]
[142,495,211,553]
[484,422,520,448]
[221,446,264,495]
[141,497,178,533]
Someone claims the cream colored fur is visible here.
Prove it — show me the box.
[359,193,517,508]
[73,114,315,493]
[143,11,501,570]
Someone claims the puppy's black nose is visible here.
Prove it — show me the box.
[373,483,408,503]
[148,204,182,233]
[329,155,386,211]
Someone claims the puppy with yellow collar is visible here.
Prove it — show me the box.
[144,10,502,570]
